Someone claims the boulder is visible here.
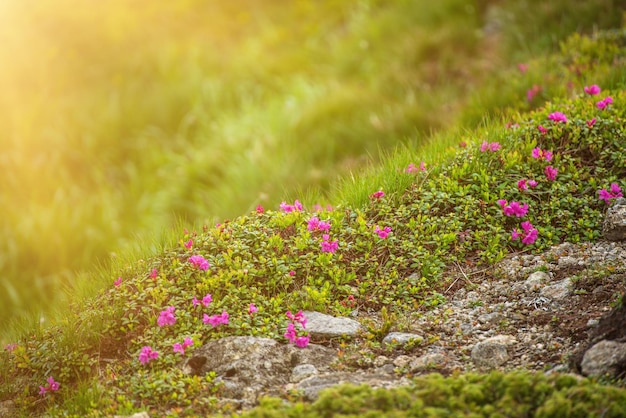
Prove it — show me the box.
[304,311,362,338]
[581,340,626,378]
[603,198,626,241]
[382,332,423,347]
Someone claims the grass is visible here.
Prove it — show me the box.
[2,0,626,416]
[1,0,624,329]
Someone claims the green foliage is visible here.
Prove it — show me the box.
[239,372,626,418]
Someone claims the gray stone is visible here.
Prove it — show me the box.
[603,198,626,241]
[382,332,423,347]
[182,336,336,404]
[393,355,412,368]
[291,364,318,383]
[581,340,626,378]
[525,271,549,290]
[410,353,447,372]
[114,413,150,418]
[304,311,362,338]
[471,336,512,369]
[296,372,407,401]
[540,278,573,300]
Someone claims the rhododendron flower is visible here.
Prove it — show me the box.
[512,221,538,245]
[584,85,601,95]
[506,122,520,129]
[193,293,212,307]
[517,63,528,73]
[597,96,613,110]
[517,179,538,191]
[203,310,229,327]
[4,343,17,352]
[284,322,297,343]
[157,306,176,327]
[497,200,528,217]
[286,310,307,328]
[586,118,596,128]
[374,225,392,239]
[38,377,60,396]
[307,217,331,232]
[480,141,501,152]
[249,303,258,314]
[289,270,296,276]
[188,255,210,271]
[405,162,426,173]
[537,125,547,134]
[279,200,303,213]
[320,234,339,253]
[139,346,159,365]
[295,335,310,348]
[256,204,264,213]
[184,239,193,249]
[370,190,385,199]
[114,277,122,287]
[284,311,310,348]
[545,166,558,181]
[548,112,568,123]
[173,337,194,355]
[599,183,623,204]
[531,147,553,161]
[149,268,158,279]
[527,85,541,102]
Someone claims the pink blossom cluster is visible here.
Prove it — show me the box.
[405,162,426,173]
[480,141,501,152]
[511,221,539,245]
[527,85,541,102]
[157,306,176,327]
[203,310,229,328]
[307,217,331,232]
[597,96,613,110]
[114,277,122,287]
[545,166,558,181]
[279,199,303,213]
[517,179,538,191]
[584,85,601,95]
[548,112,568,123]
[370,190,385,199]
[173,337,194,355]
[537,125,547,134]
[138,346,159,365]
[39,377,60,396]
[248,303,258,314]
[188,255,210,271]
[531,147,553,162]
[149,268,158,279]
[599,183,623,204]
[192,293,213,308]
[497,200,529,217]
[320,234,339,253]
[184,239,193,249]
[586,118,596,128]
[374,225,392,239]
[284,310,309,348]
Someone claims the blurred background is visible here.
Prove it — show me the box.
[0,0,623,335]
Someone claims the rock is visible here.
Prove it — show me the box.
[303,311,362,338]
[114,413,150,418]
[393,355,412,368]
[296,372,408,401]
[410,352,447,372]
[182,336,336,404]
[291,364,318,383]
[471,335,512,369]
[603,198,626,241]
[525,271,550,290]
[540,278,573,300]
[580,340,626,378]
[382,332,423,347]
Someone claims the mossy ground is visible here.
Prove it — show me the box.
[2,3,626,417]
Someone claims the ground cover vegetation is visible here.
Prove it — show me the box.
[0,0,624,329]
[2,15,626,414]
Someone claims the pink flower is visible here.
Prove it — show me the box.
[480,141,501,152]
[528,180,538,188]
[284,322,297,343]
[307,217,331,232]
[497,200,528,217]
[545,166,558,181]
[188,255,210,271]
[4,343,17,352]
[527,85,541,102]
[149,268,158,279]
[586,118,596,128]
[184,337,194,347]
[517,179,536,191]
[173,343,185,354]
[279,200,303,213]
[249,303,258,314]
[511,221,538,245]
[139,346,159,365]
[114,277,122,287]
[517,63,528,73]
[256,204,264,213]
[286,310,307,328]
[584,85,601,95]
[295,335,310,348]
[320,234,339,253]
[598,183,623,204]
[405,162,426,173]
[202,294,213,307]
[374,225,392,239]
[531,147,553,162]
[157,306,176,327]
[184,239,193,249]
[548,112,568,123]
[203,310,229,328]
[289,270,296,276]
[597,96,613,110]
[370,190,385,199]
[38,377,60,396]
[537,125,547,134]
